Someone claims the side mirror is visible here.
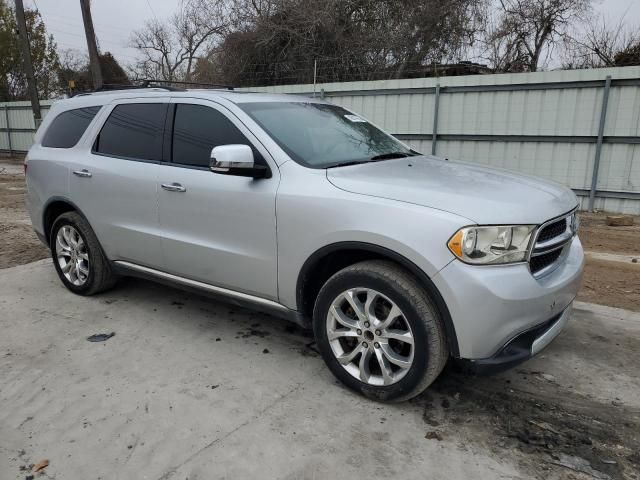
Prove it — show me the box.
[209,144,270,179]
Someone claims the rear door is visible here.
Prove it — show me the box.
[157,98,279,299]
[69,98,168,268]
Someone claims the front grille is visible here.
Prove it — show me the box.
[529,211,576,277]
[530,249,563,274]
[537,218,567,243]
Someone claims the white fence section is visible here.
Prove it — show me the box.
[2,67,639,213]
[0,100,53,152]
[247,67,640,214]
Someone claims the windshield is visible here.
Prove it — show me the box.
[238,102,416,168]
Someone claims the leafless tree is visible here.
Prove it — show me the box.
[194,0,491,86]
[486,0,591,72]
[130,0,230,82]
[476,8,527,72]
[562,13,640,68]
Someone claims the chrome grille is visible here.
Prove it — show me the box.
[537,218,567,243]
[529,211,577,277]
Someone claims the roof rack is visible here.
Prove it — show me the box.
[72,79,235,97]
[141,79,235,90]
[91,82,185,92]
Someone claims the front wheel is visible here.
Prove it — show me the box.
[313,260,448,402]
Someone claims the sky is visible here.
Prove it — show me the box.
[23,0,640,70]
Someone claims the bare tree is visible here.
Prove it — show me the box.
[488,0,591,72]
[130,0,229,82]
[477,8,527,72]
[562,13,640,68]
[195,0,492,87]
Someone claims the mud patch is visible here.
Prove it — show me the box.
[414,368,640,480]
[236,328,270,338]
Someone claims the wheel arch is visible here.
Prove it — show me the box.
[42,197,92,246]
[296,241,460,357]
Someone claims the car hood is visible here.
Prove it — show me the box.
[326,156,578,224]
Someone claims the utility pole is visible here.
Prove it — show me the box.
[14,0,41,127]
[79,0,103,90]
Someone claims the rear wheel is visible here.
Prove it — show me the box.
[313,260,448,402]
[50,212,117,295]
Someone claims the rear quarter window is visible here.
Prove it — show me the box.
[41,106,101,148]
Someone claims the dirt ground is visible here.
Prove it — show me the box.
[0,157,49,269]
[2,155,638,311]
[575,213,640,311]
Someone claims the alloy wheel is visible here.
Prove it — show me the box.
[55,225,90,286]
[326,288,415,386]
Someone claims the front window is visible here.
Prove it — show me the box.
[239,102,416,168]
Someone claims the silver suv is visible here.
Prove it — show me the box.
[25,88,584,401]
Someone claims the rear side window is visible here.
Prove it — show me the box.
[172,104,264,167]
[41,106,101,148]
[95,103,167,161]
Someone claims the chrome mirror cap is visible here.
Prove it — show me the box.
[210,144,254,172]
[209,144,270,179]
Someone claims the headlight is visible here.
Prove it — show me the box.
[447,225,536,265]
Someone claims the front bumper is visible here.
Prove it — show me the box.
[433,235,584,361]
[457,304,572,374]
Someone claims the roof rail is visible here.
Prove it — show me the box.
[71,82,184,97]
[70,79,235,97]
[98,82,184,92]
[141,79,235,90]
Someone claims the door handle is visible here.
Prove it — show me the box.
[161,182,186,193]
[73,169,92,178]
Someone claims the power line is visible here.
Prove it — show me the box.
[144,0,159,21]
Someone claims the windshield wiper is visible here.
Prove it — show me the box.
[325,151,419,169]
[325,160,377,169]
[370,151,415,161]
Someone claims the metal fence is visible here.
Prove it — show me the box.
[0,100,54,153]
[2,67,639,213]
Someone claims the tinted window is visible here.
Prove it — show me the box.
[172,104,264,167]
[95,103,166,161]
[42,106,101,148]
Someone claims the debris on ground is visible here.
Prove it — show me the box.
[237,328,270,338]
[605,215,634,227]
[262,348,270,354]
[528,420,560,435]
[550,453,611,480]
[86,332,115,342]
[32,459,49,472]
[425,431,443,441]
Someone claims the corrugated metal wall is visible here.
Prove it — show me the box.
[0,100,53,152]
[2,67,639,213]
[247,67,640,214]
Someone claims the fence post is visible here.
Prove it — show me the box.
[431,83,440,155]
[3,105,12,155]
[588,75,612,212]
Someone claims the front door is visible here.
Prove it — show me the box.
[157,99,279,300]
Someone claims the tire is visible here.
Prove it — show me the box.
[313,260,448,402]
[50,211,117,295]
